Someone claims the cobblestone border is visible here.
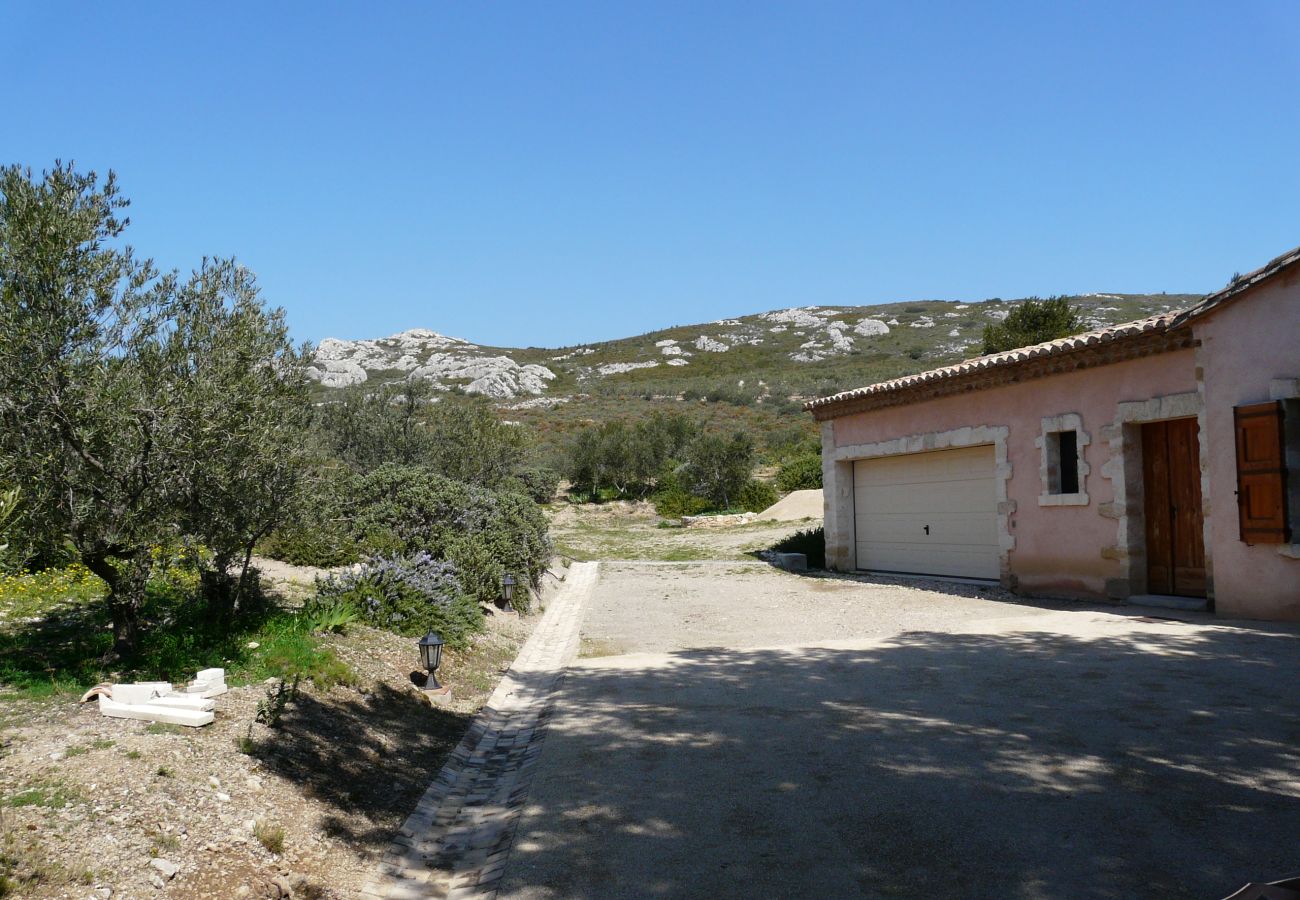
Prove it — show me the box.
[360,561,598,899]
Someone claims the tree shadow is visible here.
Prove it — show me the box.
[246,680,472,851]
[501,621,1300,899]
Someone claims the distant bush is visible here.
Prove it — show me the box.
[566,411,698,498]
[771,526,825,569]
[682,431,755,510]
[507,465,560,504]
[776,453,823,491]
[737,479,779,513]
[314,552,482,646]
[682,381,761,407]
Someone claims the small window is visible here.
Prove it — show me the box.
[1048,430,1080,495]
[1037,414,1089,506]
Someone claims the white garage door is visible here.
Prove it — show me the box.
[853,445,999,580]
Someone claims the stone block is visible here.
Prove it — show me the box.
[773,552,808,572]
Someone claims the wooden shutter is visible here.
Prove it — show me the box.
[1234,401,1290,544]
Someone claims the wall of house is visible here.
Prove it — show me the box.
[1193,268,1300,621]
[827,349,1198,600]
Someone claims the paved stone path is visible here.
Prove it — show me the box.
[360,561,598,900]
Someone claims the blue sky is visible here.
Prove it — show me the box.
[3,2,1298,347]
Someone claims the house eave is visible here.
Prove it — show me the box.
[808,328,1198,421]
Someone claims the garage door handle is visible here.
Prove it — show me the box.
[924,525,930,535]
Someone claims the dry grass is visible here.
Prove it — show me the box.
[253,821,285,855]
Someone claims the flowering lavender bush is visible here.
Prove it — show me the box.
[314,552,481,646]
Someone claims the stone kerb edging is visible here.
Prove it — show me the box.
[360,561,598,899]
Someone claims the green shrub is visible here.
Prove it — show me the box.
[981,295,1083,354]
[776,453,823,491]
[651,469,711,518]
[314,552,483,646]
[737,479,779,513]
[652,487,712,518]
[299,597,358,634]
[258,521,359,568]
[771,526,825,569]
[342,465,551,606]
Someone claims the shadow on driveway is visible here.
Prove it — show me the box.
[501,619,1300,899]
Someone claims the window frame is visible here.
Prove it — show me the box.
[1037,413,1091,507]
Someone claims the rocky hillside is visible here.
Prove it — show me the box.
[308,293,1202,403]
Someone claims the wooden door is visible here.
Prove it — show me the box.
[1142,419,1207,597]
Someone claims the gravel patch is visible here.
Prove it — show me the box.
[579,561,1092,655]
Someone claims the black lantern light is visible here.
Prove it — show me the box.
[502,573,517,604]
[417,631,446,688]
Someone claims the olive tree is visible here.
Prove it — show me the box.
[166,261,314,615]
[313,386,527,488]
[0,163,310,651]
[682,430,755,510]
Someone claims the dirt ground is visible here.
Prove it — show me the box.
[503,562,1300,899]
[547,501,816,563]
[0,566,551,899]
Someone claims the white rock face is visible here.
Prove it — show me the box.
[694,336,729,353]
[506,396,570,410]
[762,307,828,328]
[308,330,556,399]
[666,358,690,366]
[597,360,660,375]
[551,347,595,361]
[305,359,369,388]
[853,318,890,337]
[909,317,936,328]
[824,325,854,353]
[661,345,686,356]
[948,328,961,337]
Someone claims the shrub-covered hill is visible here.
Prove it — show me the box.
[310,292,1199,404]
[309,292,1201,464]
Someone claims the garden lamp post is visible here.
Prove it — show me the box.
[502,573,517,605]
[417,631,446,689]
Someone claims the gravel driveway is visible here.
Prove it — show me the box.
[500,562,1300,899]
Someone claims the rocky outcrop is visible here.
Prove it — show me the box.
[307,329,555,399]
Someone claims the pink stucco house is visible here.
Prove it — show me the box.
[807,246,1300,621]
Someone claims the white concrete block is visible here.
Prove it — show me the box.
[184,679,226,695]
[97,696,214,727]
[147,695,216,711]
[112,683,172,704]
